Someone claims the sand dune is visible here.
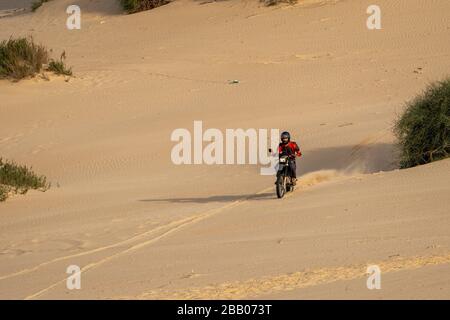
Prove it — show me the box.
[0,0,449,299]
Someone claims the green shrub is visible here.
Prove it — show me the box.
[394,78,450,168]
[0,37,48,80]
[120,0,170,14]
[261,0,297,6]
[48,51,72,76]
[31,0,52,12]
[0,37,72,80]
[0,158,49,202]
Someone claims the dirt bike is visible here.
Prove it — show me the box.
[275,154,295,199]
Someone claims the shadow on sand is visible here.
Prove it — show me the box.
[140,192,275,204]
[139,143,398,204]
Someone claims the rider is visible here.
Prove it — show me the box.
[278,131,302,185]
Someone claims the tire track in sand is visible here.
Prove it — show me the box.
[18,169,349,299]
[22,187,274,299]
[1,187,272,283]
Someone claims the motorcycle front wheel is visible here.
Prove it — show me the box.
[276,174,286,198]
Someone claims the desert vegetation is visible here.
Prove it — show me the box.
[0,158,49,202]
[0,37,48,80]
[261,0,297,6]
[394,77,450,168]
[48,51,72,76]
[119,0,297,14]
[31,0,52,12]
[0,37,72,81]
[120,0,170,13]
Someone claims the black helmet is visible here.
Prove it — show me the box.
[280,131,290,144]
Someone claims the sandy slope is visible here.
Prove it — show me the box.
[0,0,449,299]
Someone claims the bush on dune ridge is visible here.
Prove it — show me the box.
[0,158,49,202]
[120,0,171,13]
[0,37,48,80]
[261,0,297,6]
[0,37,72,81]
[31,0,52,12]
[119,0,297,13]
[394,78,450,168]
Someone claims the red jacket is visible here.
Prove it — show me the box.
[278,141,302,159]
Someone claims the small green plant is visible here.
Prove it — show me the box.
[394,77,450,168]
[0,158,49,202]
[31,0,52,12]
[48,51,72,76]
[120,0,170,14]
[0,37,48,80]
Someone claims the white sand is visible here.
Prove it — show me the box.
[0,0,449,299]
